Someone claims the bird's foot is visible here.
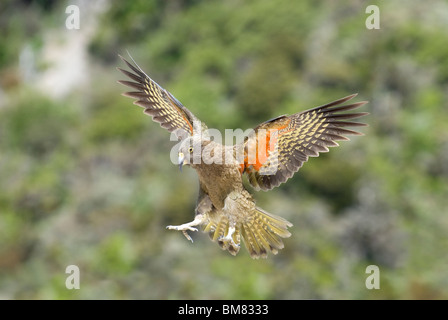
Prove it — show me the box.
[218,226,240,248]
[166,214,206,243]
[166,224,198,242]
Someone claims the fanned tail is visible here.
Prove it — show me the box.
[241,207,292,259]
[203,207,292,259]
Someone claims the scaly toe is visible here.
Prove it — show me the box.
[166,225,198,232]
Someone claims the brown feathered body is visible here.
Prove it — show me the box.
[117,55,368,259]
[178,138,292,258]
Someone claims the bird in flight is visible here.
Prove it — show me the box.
[118,55,368,259]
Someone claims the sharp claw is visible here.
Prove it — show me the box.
[166,224,199,243]
[182,230,194,243]
[218,235,239,248]
[165,215,206,243]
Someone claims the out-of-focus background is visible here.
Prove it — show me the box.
[1,0,447,299]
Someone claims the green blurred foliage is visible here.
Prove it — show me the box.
[1,0,448,300]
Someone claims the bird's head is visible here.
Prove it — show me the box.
[177,135,207,171]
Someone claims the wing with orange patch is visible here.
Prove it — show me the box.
[117,55,204,139]
[241,94,368,191]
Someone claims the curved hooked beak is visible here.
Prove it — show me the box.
[178,152,185,172]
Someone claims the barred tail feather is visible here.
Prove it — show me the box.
[203,207,292,258]
[241,207,292,259]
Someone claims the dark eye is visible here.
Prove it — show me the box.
[188,146,193,153]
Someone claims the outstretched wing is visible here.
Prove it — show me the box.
[117,54,204,139]
[240,94,368,191]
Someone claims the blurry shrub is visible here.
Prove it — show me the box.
[93,232,138,275]
[0,90,76,157]
[83,84,147,144]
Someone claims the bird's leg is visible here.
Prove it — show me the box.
[166,213,207,243]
